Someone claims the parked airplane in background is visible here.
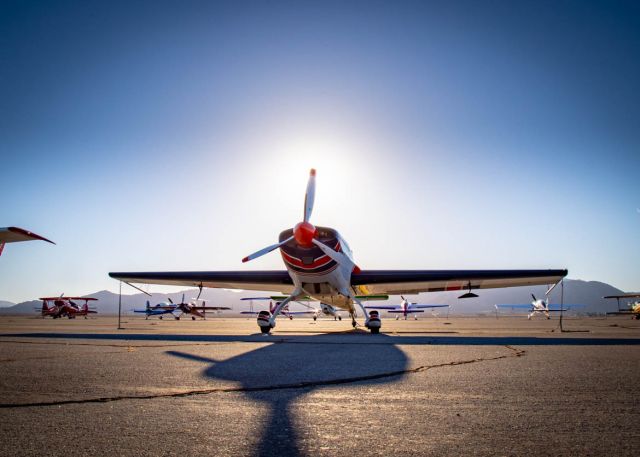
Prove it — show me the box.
[313,302,343,321]
[604,294,640,319]
[110,169,568,334]
[495,290,584,319]
[39,296,97,319]
[133,300,177,319]
[240,297,315,320]
[169,295,231,320]
[366,296,449,320]
[0,227,54,256]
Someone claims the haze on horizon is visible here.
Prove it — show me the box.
[1,1,639,303]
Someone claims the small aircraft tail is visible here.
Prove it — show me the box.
[146,300,150,310]
[41,300,50,313]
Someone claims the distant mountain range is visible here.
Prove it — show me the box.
[0,279,633,317]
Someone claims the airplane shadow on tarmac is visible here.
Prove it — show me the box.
[167,332,408,457]
[4,331,639,457]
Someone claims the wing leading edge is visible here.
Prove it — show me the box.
[108,271,295,294]
[110,269,567,297]
[351,269,568,295]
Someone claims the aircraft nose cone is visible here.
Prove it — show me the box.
[293,221,316,247]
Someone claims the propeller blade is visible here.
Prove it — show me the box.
[167,297,173,304]
[311,238,350,266]
[531,294,537,302]
[242,236,294,263]
[303,169,316,223]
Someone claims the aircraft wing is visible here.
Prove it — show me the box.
[547,304,585,311]
[365,305,399,310]
[413,304,449,309]
[351,270,567,295]
[495,304,533,309]
[389,309,425,313]
[0,227,55,244]
[108,271,295,294]
[200,306,232,310]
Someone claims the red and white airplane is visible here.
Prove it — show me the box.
[39,296,98,319]
[0,227,54,256]
[110,169,567,334]
[170,296,231,320]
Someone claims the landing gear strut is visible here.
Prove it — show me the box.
[256,289,301,334]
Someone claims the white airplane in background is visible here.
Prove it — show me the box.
[0,227,54,256]
[240,297,316,320]
[366,296,449,320]
[495,283,584,319]
[110,169,567,334]
[313,302,344,321]
[242,295,347,321]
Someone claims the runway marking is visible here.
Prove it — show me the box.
[0,345,525,409]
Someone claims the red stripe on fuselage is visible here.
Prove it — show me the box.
[280,241,341,269]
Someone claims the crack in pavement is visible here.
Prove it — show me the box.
[0,345,525,409]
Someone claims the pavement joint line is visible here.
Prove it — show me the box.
[0,345,525,409]
[0,339,237,349]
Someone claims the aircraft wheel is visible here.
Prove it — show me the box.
[370,327,380,334]
[313,316,317,321]
[338,316,342,321]
[159,316,163,320]
[192,316,196,321]
[351,320,357,328]
[260,325,272,334]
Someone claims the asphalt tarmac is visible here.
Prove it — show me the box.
[0,315,638,456]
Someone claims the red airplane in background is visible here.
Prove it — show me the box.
[39,297,98,319]
[169,296,231,320]
[0,227,54,256]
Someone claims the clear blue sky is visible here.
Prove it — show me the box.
[1,0,639,303]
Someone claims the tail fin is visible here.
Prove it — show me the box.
[146,300,150,310]
[41,300,49,313]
